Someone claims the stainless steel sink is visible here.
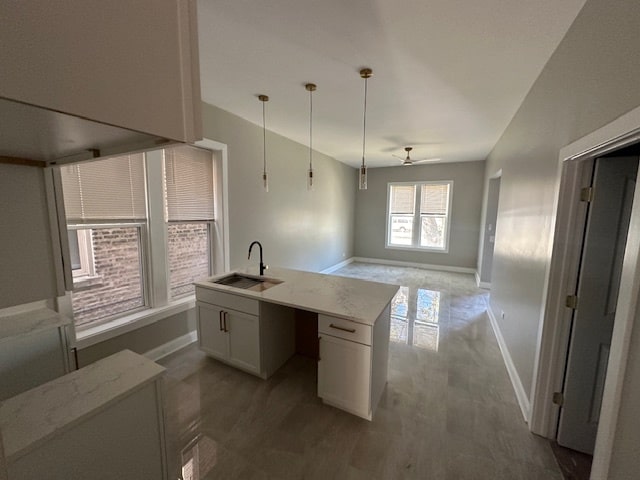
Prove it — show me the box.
[213,274,283,292]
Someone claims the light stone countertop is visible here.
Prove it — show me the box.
[0,349,165,463]
[195,266,399,326]
[0,308,71,343]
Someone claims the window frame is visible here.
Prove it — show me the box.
[385,180,453,253]
[56,145,223,339]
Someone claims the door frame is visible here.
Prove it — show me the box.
[530,105,640,477]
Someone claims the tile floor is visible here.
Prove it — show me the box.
[159,263,563,479]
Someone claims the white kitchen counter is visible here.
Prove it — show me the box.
[195,267,399,326]
[0,349,165,463]
[0,308,71,343]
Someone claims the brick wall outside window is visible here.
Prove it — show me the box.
[168,222,210,298]
[72,226,144,328]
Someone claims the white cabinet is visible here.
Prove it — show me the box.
[0,350,168,480]
[0,0,201,164]
[197,301,261,376]
[195,287,295,379]
[317,307,391,420]
[318,334,372,418]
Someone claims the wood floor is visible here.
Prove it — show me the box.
[159,263,563,479]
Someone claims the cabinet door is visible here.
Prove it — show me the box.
[227,310,261,375]
[196,302,227,359]
[318,335,371,418]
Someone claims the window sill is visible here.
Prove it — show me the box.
[72,275,104,291]
[75,295,196,349]
[385,244,449,254]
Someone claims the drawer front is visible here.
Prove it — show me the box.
[195,287,259,315]
[318,314,371,346]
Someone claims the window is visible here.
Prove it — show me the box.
[59,146,216,331]
[164,146,214,299]
[387,181,452,251]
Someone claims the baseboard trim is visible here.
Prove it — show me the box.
[486,305,531,422]
[321,257,355,274]
[353,257,476,274]
[475,271,491,289]
[143,330,198,362]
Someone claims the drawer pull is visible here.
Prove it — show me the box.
[329,323,356,333]
[219,310,224,331]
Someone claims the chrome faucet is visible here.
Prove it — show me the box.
[248,241,267,276]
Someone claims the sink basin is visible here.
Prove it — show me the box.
[212,274,283,292]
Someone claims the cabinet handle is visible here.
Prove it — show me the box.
[329,323,356,333]
[219,310,224,331]
[223,311,229,332]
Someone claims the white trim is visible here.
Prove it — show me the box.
[474,271,490,289]
[75,296,195,349]
[486,304,531,422]
[320,257,355,274]
[529,104,640,479]
[143,330,198,361]
[194,138,230,273]
[353,256,476,274]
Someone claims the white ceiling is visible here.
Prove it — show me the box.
[197,0,587,168]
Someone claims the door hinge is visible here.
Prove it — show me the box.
[565,294,578,309]
[580,186,594,202]
[552,392,564,406]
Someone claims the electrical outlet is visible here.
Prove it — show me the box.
[501,310,505,319]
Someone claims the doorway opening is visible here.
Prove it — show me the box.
[478,172,502,288]
[530,108,640,479]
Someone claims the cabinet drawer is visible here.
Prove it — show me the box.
[318,315,371,346]
[195,287,259,315]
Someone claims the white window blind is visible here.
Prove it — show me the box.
[420,184,449,215]
[60,154,147,222]
[164,145,214,221]
[390,185,416,214]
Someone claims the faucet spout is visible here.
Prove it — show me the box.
[248,241,266,276]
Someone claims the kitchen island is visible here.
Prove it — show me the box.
[195,267,399,420]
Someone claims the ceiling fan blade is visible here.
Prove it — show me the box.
[411,158,441,164]
[392,154,405,160]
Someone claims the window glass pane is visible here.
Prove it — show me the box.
[389,215,413,245]
[168,222,210,298]
[70,226,144,329]
[390,286,409,344]
[420,215,446,248]
[390,185,415,214]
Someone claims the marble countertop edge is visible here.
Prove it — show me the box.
[0,307,71,342]
[0,350,165,463]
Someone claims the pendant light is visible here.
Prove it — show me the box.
[359,68,372,190]
[259,94,269,192]
[305,83,316,190]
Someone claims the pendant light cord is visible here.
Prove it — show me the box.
[361,75,368,168]
[262,101,267,175]
[309,88,313,170]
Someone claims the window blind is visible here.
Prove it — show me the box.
[164,145,214,221]
[60,153,147,222]
[420,184,450,215]
[390,185,415,214]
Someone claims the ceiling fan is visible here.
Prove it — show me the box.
[393,147,440,166]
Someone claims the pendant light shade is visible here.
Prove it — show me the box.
[259,94,269,192]
[305,83,316,190]
[359,68,372,190]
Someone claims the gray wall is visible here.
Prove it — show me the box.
[202,102,357,272]
[483,0,640,408]
[354,161,485,269]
